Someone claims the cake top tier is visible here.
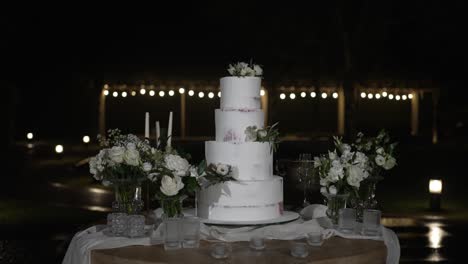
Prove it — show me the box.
[220,77,261,110]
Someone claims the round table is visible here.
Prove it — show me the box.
[91,237,386,264]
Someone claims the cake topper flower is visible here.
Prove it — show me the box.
[227,61,263,77]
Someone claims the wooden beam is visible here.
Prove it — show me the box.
[180,92,186,138]
[337,86,345,135]
[98,88,106,137]
[410,90,419,136]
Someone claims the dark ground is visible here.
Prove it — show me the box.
[1,137,468,263]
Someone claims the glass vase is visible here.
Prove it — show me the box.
[351,175,382,221]
[323,193,349,226]
[112,180,144,215]
[160,196,185,218]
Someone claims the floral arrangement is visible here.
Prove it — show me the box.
[194,160,236,187]
[90,129,153,185]
[314,137,371,196]
[353,130,397,177]
[245,122,280,152]
[227,61,263,77]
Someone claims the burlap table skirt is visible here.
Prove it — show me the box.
[91,237,386,264]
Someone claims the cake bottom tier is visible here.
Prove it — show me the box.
[197,176,283,221]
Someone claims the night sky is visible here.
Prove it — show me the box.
[4,2,467,141]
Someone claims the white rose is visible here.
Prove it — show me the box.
[329,185,337,195]
[227,65,235,75]
[124,148,140,166]
[147,172,158,182]
[257,129,268,138]
[320,178,328,186]
[245,67,255,76]
[320,187,327,194]
[253,64,263,76]
[347,165,364,188]
[329,151,338,160]
[240,68,247,76]
[376,148,384,155]
[216,163,230,176]
[164,154,190,176]
[108,146,125,164]
[375,155,386,166]
[142,162,153,172]
[383,156,396,170]
[160,175,184,196]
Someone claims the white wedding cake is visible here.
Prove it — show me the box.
[197,74,284,222]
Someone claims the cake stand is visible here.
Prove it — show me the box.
[183,209,300,226]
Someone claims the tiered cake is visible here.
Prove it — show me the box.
[197,76,284,222]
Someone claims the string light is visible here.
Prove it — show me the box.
[159,91,165,97]
[131,91,136,96]
[188,90,195,96]
[280,93,286,100]
[300,92,306,98]
[375,93,381,99]
[310,92,316,98]
[360,92,366,98]
[289,93,296,99]
[395,95,401,101]
[27,132,33,140]
[402,95,407,100]
[260,89,266,96]
[121,91,127,98]
[321,92,327,99]
[208,92,214,98]
[382,91,388,97]
[104,84,109,89]
[218,91,221,98]
[198,91,205,98]
[332,92,338,99]
[368,93,373,99]
[140,88,146,95]
[168,90,175,96]
[179,88,185,94]
[388,94,394,100]
[149,90,155,96]
[103,90,109,96]
[83,136,90,144]
[55,145,64,154]
[112,91,118,97]
[408,94,414,99]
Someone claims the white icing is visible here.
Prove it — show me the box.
[220,77,261,110]
[205,141,273,181]
[215,109,264,142]
[197,176,283,221]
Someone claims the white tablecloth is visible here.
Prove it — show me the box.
[62,205,400,264]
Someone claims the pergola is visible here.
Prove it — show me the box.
[98,80,439,143]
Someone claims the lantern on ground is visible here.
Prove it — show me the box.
[429,179,442,210]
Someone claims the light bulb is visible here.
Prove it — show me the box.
[188,90,194,96]
[208,92,214,98]
[361,92,366,98]
[121,91,127,98]
[168,90,175,96]
[375,93,381,99]
[332,92,338,99]
[300,92,306,98]
[388,94,394,100]
[149,90,155,96]
[321,92,327,99]
[280,93,286,100]
[260,89,266,96]
[55,145,64,154]
[112,91,118,97]
[289,93,296,99]
[402,95,407,100]
[395,95,401,101]
[27,132,33,140]
[408,93,414,99]
[218,91,221,98]
[159,91,165,97]
[382,91,388,97]
[140,88,146,95]
[103,90,109,96]
[368,93,373,99]
[179,88,185,94]
[310,92,316,98]
[198,91,204,98]
[83,135,90,143]
[131,91,136,96]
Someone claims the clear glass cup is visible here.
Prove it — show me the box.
[210,243,231,259]
[306,231,323,246]
[163,217,182,250]
[249,236,266,250]
[181,216,200,248]
[111,213,128,236]
[126,214,146,238]
[362,209,382,236]
[290,241,309,258]
[338,208,356,234]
